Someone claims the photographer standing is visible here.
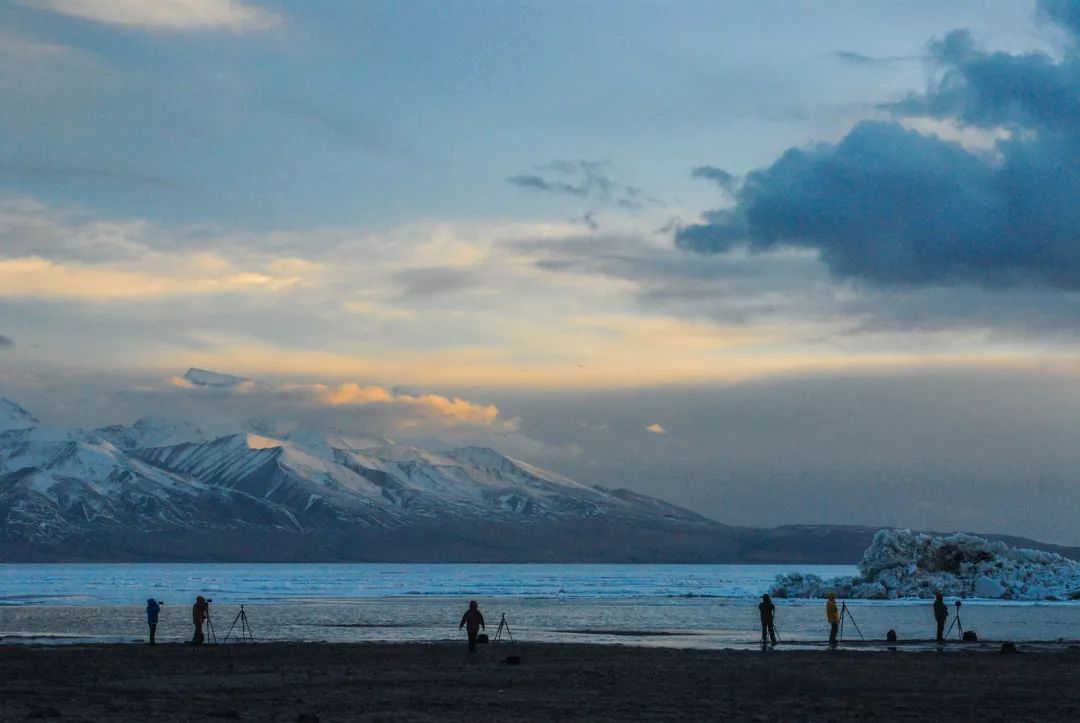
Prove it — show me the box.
[933,592,949,642]
[146,598,161,645]
[192,596,209,645]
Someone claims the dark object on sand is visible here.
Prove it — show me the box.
[963,630,978,642]
[476,633,489,644]
[886,629,898,642]
[504,655,522,665]
[1001,642,1018,654]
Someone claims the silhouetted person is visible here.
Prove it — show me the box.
[759,594,777,644]
[146,598,161,645]
[192,595,209,645]
[826,592,840,645]
[459,600,485,652]
[933,592,949,642]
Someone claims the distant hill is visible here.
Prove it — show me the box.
[2,389,1075,564]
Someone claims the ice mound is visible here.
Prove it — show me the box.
[771,528,1080,600]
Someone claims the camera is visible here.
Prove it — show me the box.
[205,598,213,604]
[955,600,962,607]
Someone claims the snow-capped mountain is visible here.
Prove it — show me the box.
[0,397,38,432]
[0,394,741,561]
[95,417,208,450]
[6,390,1075,563]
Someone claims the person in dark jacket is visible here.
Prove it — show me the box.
[459,600,485,652]
[933,592,949,642]
[192,596,209,645]
[759,593,777,644]
[146,598,161,645]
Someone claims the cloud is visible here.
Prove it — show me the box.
[508,174,588,197]
[302,382,511,430]
[645,422,666,434]
[0,334,13,349]
[833,50,920,67]
[691,165,739,193]
[508,160,659,210]
[676,5,1080,292]
[156,369,519,437]
[394,266,482,298]
[0,256,303,300]
[26,0,281,32]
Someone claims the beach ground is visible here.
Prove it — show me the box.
[3,641,1079,721]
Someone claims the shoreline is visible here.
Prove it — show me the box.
[3,641,1080,720]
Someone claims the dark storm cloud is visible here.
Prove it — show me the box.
[677,4,1080,292]
[0,334,13,348]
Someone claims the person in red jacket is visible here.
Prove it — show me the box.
[192,596,209,645]
[459,600,485,652]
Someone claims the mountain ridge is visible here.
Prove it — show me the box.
[2,390,1076,564]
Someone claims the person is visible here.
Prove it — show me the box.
[759,593,777,644]
[192,595,209,645]
[826,592,840,645]
[933,592,949,642]
[459,600,485,652]
[146,598,161,645]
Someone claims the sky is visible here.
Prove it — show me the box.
[4,0,1080,542]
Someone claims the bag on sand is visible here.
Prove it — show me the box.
[476,633,489,644]
[962,631,978,642]
[886,629,898,642]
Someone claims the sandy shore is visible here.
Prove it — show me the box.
[3,641,1080,721]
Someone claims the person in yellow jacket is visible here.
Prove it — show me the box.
[826,592,841,645]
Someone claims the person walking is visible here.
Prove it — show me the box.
[826,592,840,645]
[459,600,486,652]
[192,595,209,645]
[146,598,161,645]
[933,592,949,642]
[759,593,777,645]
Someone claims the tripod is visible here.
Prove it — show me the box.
[494,613,513,642]
[839,602,865,641]
[944,601,964,640]
[223,604,254,643]
[203,608,218,645]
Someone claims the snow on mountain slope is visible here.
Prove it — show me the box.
[0,397,38,432]
[96,417,207,450]
[1,392,731,560]
[136,434,398,525]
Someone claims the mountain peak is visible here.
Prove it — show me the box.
[181,368,253,389]
[0,397,39,432]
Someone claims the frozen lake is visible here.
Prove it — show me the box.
[3,563,1080,649]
